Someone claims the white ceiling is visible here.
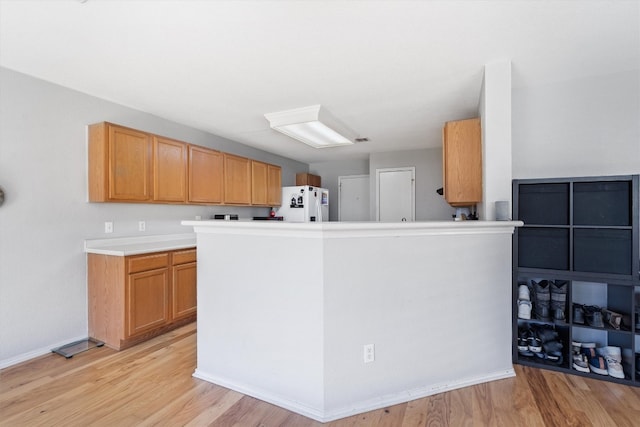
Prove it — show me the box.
[1,1,638,164]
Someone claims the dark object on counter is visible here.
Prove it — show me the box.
[436,187,443,196]
[253,216,284,221]
[213,214,239,220]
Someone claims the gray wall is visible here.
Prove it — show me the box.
[369,148,453,221]
[309,159,369,221]
[0,67,307,367]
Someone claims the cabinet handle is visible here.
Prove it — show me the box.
[0,187,4,207]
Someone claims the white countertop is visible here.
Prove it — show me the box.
[84,233,196,256]
[181,220,524,238]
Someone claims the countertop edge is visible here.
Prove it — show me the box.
[84,233,196,256]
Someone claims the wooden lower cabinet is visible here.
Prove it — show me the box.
[88,248,196,350]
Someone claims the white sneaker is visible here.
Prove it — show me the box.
[518,300,532,319]
[599,346,625,379]
[518,285,530,301]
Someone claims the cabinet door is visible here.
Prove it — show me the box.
[251,161,268,205]
[442,118,482,206]
[126,268,169,337]
[172,262,197,321]
[108,125,152,201]
[188,145,223,204]
[153,136,187,202]
[267,164,282,206]
[224,154,251,204]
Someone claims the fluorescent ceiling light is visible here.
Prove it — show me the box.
[264,105,356,148]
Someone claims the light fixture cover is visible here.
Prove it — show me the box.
[264,105,356,148]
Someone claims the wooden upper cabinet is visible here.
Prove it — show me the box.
[252,161,282,206]
[251,161,268,205]
[267,164,282,206]
[89,122,152,202]
[188,145,223,204]
[89,122,282,207]
[153,136,187,203]
[296,173,321,187]
[442,117,482,207]
[224,153,251,205]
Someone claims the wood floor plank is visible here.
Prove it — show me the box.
[2,323,639,427]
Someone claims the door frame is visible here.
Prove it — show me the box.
[375,166,415,221]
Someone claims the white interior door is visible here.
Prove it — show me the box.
[338,175,370,221]
[376,167,415,222]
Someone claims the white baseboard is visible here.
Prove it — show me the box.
[193,367,516,423]
[0,334,87,370]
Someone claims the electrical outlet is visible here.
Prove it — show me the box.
[138,221,146,232]
[104,221,113,233]
[195,215,202,220]
[363,344,375,363]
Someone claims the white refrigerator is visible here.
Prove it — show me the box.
[276,186,329,222]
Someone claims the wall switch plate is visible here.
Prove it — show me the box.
[104,221,113,233]
[364,344,375,363]
[138,221,146,232]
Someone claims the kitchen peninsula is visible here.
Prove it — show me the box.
[181,220,522,422]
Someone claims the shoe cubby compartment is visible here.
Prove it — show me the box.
[573,229,632,275]
[513,175,639,386]
[517,183,569,225]
[518,228,569,270]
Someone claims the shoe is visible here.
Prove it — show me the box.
[599,346,625,379]
[518,300,532,320]
[527,329,542,353]
[636,353,640,376]
[573,303,585,324]
[542,340,564,365]
[571,342,590,373]
[584,305,604,328]
[536,325,558,344]
[602,309,622,330]
[589,355,608,375]
[518,284,530,301]
[550,280,567,322]
[532,280,551,321]
[581,343,608,375]
[518,328,533,357]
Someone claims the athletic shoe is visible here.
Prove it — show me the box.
[571,341,589,373]
[518,328,533,357]
[518,284,530,301]
[599,346,624,379]
[518,300,532,320]
[588,355,608,375]
[527,329,542,353]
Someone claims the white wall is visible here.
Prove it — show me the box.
[0,67,307,367]
[478,60,513,220]
[369,148,453,221]
[512,69,640,179]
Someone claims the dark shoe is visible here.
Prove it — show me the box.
[536,325,558,343]
[572,342,590,373]
[550,280,567,321]
[527,329,542,353]
[584,305,604,328]
[518,328,533,357]
[533,279,551,321]
[573,303,585,324]
[636,353,640,376]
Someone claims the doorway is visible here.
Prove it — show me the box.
[338,175,370,221]
[376,167,415,222]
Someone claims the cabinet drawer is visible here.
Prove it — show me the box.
[173,248,196,265]
[128,253,169,273]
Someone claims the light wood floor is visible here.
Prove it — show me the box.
[2,322,640,427]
